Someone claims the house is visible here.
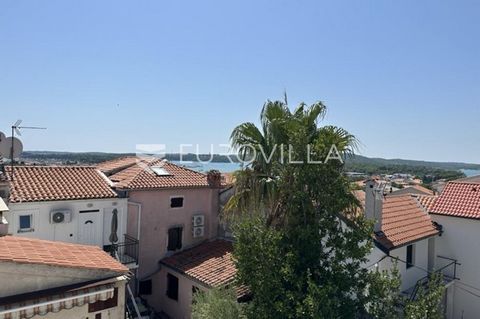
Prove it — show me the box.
[158,239,248,319]
[97,157,222,316]
[426,177,480,319]
[0,236,129,319]
[391,184,434,196]
[361,181,441,293]
[2,166,137,268]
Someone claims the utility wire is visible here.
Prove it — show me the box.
[455,285,480,299]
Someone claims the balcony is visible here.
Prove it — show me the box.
[104,234,139,268]
[405,255,460,301]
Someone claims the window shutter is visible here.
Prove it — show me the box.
[176,227,183,250]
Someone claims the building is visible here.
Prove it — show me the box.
[158,239,248,319]
[427,177,480,319]
[0,236,129,319]
[2,166,137,268]
[391,184,435,196]
[361,181,441,294]
[98,157,222,316]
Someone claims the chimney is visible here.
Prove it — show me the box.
[0,198,9,237]
[207,170,222,188]
[365,180,383,233]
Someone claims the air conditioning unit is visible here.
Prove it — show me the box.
[192,214,205,227]
[50,210,72,224]
[192,226,205,238]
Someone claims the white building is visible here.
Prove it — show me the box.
[361,181,442,294]
[0,236,128,319]
[426,176,480,319]
[2,165,137,268]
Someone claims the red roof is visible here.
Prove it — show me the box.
[416,194,438,212]
[160,240,236,287]
[0,236,128,273]
[430,181,480,219]
[101,157,210,190]
[6,166,117,203]
[97,156,139,175]
[375,195,439,250]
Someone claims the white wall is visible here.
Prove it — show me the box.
[366,238,431,292]
[5,198,128,248]
[431,214,480,319]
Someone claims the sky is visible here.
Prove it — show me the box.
[0,0,479,163]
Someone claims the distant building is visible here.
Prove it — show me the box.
[391,184,434,196]
[0,236,128,319]
[98,157,223,318]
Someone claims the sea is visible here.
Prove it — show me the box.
[461,169,480,177]
[173,161,480,177]
[172,161,242,173]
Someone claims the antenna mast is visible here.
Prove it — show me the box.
[10,120,47,180]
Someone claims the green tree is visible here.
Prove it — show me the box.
[405,274,445,319]
[229,98,397,318]
[191,287,245,319]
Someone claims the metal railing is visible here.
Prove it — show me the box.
[104,234,139,265]
[409,256,460,301]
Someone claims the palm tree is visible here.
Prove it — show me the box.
[225,96,358,226]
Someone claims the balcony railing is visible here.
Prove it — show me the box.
[104,234,139,266]
[409,255,460,301]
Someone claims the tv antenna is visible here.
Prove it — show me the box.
[9,120,47,180]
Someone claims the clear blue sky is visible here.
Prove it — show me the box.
[0,0,479,163]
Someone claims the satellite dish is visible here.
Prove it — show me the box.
[5,137,23,159]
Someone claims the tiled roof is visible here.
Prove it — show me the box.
[416,195,437,212]
[430,181,480,219]
[391,185,434,196]
[0,236,128,273]
[6,166,117,203]
[103,157,210,190]
[160,240,236,288]
[375,195,439,250]
[97,156,138,175]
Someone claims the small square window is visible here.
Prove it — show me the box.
[170,197,184,208]
[19,215,32,231]
[167,273,179,301]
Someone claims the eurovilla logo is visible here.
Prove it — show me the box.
[135,143,344,166]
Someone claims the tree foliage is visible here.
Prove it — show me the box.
[191,287,245,319]
[229,98,400,318]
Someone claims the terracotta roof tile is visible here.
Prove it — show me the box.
[6,166,117,203]
[430,181,480,219]
[375,195,439,250]
[160,240,236,288]
[97,157,139,175]
[101,157,210,190]
[0,236,128,273]
[416,194,437,211]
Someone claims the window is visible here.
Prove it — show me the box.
[151,167,171,176]
[167,227,183,251]
[170,197,184,208]
[167,273,179,301]
[139,280,152,295]
[406,244,414,269]
[18,215,33,232]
